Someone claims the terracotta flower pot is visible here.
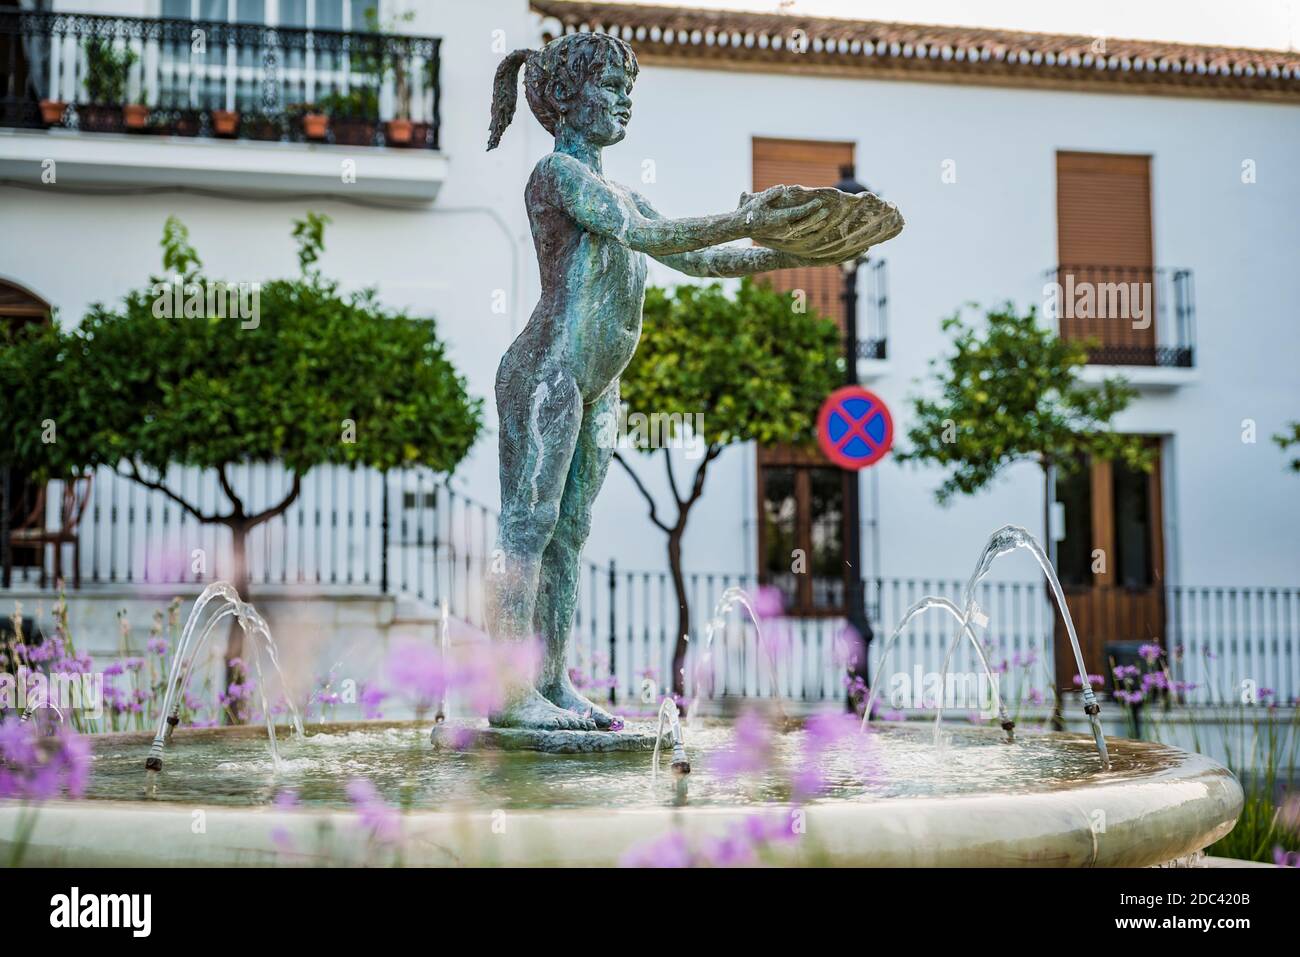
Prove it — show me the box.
[123,103,150,130]
[212,109,240,137]
[385,118,413,146]
[39,99,67,126]
[302,112,329,140]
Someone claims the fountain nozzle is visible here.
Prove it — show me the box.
[144,734,166,772]
[670,739,690,776]
[1081,691,1110,770]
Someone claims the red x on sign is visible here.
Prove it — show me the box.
[816,385,894,470]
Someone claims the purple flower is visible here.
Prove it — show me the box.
[1012,650,1039,669]
[0,718,91,800]
[1278,796,1300,832]
[1138,643,1163,665]
[713,709,776,779]
[750,586,785,621]
[1273,846,1300,868]
[1073,673,1104,687]
[346,778,400,844]
[359,685,388,720]
[147,636,169,657]
[621,813,799,868]
[793,711,868,801]
[621,830,692,868]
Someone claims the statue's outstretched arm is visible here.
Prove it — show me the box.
[540,153,828,257]
[654,247,815,277]
[624,189,822,277]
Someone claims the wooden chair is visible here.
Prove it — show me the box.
[8,474,92,589]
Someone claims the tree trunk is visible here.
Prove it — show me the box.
[225,521,251,704]
[668,530,690,702]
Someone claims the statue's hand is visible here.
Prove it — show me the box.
[739,186,830,240]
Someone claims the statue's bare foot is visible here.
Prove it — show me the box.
[540,677,617,730]
[489,688,597,731]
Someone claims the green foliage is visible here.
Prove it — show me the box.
[0,215,481,492]
[317,86,379,119]
[83,37,137,104]
[291,212,331,276]
[1274,421,1300,473]
[621,279,842,454]
[160,215,201,277]
[897,303,1151,502]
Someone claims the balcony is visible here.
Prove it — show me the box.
[1044,265,1197,387]
[0,9,447,200]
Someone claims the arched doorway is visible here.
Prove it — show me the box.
[1,279,53,585]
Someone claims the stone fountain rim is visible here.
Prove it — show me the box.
[4,722,1243,867]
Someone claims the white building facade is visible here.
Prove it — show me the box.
[2,0,1298,703]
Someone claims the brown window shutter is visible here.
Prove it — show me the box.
[1055,151,1155,355]
[752,136,855,329]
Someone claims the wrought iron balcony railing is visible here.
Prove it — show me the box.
[856,258,889,361]
[1043,265,1196,368]
[0,9,441,148]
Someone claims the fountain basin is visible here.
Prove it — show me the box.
[0,720,1242,867]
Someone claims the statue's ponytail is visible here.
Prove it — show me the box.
[487,49,532,151]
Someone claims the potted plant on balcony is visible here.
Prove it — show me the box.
[82,37,138,131]
[122,92,150,131]
[211,107,241,137]
[385,53,413,146]
[319,87,378,146]
[39,97,67,127]
[290,102,330,141]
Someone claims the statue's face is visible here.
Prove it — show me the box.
[568,59,633,147]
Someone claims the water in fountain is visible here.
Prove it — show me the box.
[859,595,1014,739]
[145,582,304,776]
[687,586,786,725]
[930,525,1108,767]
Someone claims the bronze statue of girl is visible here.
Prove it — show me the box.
[484,32,876,731]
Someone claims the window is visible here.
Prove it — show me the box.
[1112,459,1153,588]
[157,0,379,111]
[758,457,847,616]
[1,280,52,569]
[1054,447,1162,591]
[1055,462,1093,587]
[752,137,854,331]
[1054,151,1156,363]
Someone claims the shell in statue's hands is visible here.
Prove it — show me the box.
[740,184,904,265]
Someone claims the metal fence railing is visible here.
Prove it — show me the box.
[3,465,1296,705]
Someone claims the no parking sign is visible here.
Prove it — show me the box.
[816,385,894,470]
